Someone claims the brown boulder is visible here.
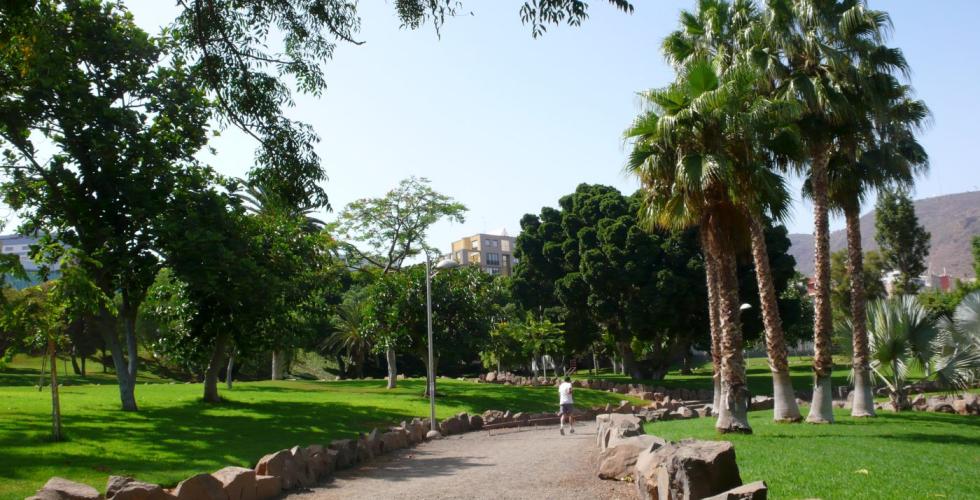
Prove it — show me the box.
[381,430,409,452]
[648,440,742,500]
[171,474,227,500]
[35,478,102,500]
[596,414,645,451]
[927,397,955,413]
[749,396,774,411]
[289,446,317,487]
[366,429,384,455]
[911,394,928,411]
[328,439,355,470]
[676,406,695,419]
[469,414,484,430]
[456,412,472,432]
[306,445,336,479]
[704,480,768,500]
[255,450,302,490]
[598,435,668,480]
[355,435,374,463]
[254,476,280,500]
[106,477,173,500]
[212,467,256,500]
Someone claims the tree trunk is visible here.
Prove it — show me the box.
[386,345,398,389]
[226,350,235,390]
[70,350,82,376]
[746,211,802,422]
[708,217,751,434]
[203,332,230,403]
[846,204,875,418]
[618,341,645,381]
[99,310,137,411]
[80,356,86,377]
[271,350,283,380]
[592,348,599,377]
[49,338,63,442]
[808,150,835,424]
[701,226,724,416]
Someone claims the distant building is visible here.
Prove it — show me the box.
[448,229,518,276]
[0,234,61,289]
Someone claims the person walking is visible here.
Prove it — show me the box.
[558,376,575,435]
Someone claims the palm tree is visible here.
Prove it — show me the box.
[659,0,804,423]
[324,298,373,379]
[864,295,980,410]
[627,56,770,433]
[812,75,929,417]
[760,0,901,424]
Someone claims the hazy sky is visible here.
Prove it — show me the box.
[120,1,980,255]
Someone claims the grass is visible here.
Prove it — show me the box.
[643,409,980,500]
[573,355,925,397]
[0,377,638,499]
[0,354,168,387]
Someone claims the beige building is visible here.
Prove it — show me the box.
[449,230,517,276]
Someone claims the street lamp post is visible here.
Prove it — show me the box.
[426,257,459,433]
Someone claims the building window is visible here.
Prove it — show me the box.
[471,239,479,250]
[503,255,510,268]
[501,240,511,252]
[488,267,500,275]
[486,252,500,266]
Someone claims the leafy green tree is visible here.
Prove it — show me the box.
[364,265,505,395]
[0,0,211,411]
[331,177,466,389]
[831,250,887,321]
[875,188,931,295]
[324,293,374,379]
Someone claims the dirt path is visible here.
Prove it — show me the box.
[286,422,636,500]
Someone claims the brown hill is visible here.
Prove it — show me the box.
[788,191,980,280]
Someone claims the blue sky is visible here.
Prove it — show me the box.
[122,1,980,254]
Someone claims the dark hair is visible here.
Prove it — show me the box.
[564,376,571,382]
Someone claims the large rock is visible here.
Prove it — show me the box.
[635,440,742,500]
[355,435,374,463]
[469,414,484,431]
[926,396,955,413]
[381,430,409,452]
[306,445,336,479]
[911,394,928,411]
[704,481,768,500]
[255,449,302,490]
[328,439,355,470]
[953,394,979,415]
[34,478,102,500]
[254,476,280,500]
[749,396,774,411]
[212,467,256,500]
[106,477,173,500]
[596,414,645,451]
[456,412,472,432]
[289,446,316,487]
[171,473,227,500]
[366,429,384,456]
[598,435,668,480]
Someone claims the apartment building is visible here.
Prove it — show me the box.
[0,233,61,288]
[449,230,517,276]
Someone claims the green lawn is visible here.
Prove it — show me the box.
[576,356,872,396]
[644,409,980,500]
[0,354,168,387]
[0,378,637,499]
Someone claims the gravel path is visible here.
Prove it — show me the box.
[286,422,636,500]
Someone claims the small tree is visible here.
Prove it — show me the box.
[2,252,109,441]
[875,189,931,295]
[331,177,466,389]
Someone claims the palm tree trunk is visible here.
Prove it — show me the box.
[700,226,724,416]
[746,211,801,422]
[709,218,752,434]
[808,150,835,424]
[846,204,875,417]
[49,338,63,442]
[386,345,398,389]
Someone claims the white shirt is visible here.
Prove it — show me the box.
[559,382,574,404]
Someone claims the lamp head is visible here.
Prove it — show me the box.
[435,259,460,271]
[739,303,752,311]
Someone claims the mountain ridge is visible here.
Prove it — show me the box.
[788,191,980,279]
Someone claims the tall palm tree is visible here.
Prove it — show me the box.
[812,75,929,417]
[627,56,777,433]
[661,0,804,422]
[760,0,901,423]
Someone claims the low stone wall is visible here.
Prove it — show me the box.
[27,405,619,500]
